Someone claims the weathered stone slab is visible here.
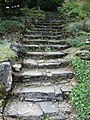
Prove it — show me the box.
[39,102,59,115]
[4,100,43,119]
[26,51,67,59]
[13,85,63,101]
[20,86,55,101]
[20,68,74,82]
[54,85,63,101]
[23,59,68,68]
[0,62,12,92]
[21,70,42,79]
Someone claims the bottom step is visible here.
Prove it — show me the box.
[4,99,71,120]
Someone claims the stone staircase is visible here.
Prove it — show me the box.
[4,12,76,120]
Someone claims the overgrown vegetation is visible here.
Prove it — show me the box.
[58,0,90,21]
[0,41,17,62]
[21,8,46,20]
[0,20,24,34]
[67,35,90,47]
[70,58,90,120]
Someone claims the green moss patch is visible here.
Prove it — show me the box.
[0,40,17,62]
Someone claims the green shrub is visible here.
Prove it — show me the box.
[21,8,46,20]
[67,36,90,47]
[0,20,24,34]
[83,0,90,13]
[58,1,87,20]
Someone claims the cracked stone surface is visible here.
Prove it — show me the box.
[38,102,59,115]
[4,100,43,118]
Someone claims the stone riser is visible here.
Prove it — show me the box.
[13,85,63,102]
[24,35,65,40]
[16,73,74,84]
[34,25,64,29]
[23,63,69,69]
[23,45,69,52]
[22,59,69,69]
[31,27,64,31]
[26,53,67,59]
[22,39,67,45]
[26,31,63,36]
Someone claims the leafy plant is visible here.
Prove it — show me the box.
[70,82,90,120]
[70,57,90,120]
[67,35,90,47]
[58,1,87,20]
[70,57,90,83]
[45,47,52,52]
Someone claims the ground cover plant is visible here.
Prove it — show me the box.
[70,57,90,120]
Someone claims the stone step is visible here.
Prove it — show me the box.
[34,25,64,29]
[22,39,67,45]
[31,27,64,31]
[23,58,69,69]
[29,28,64,32]
[26,30,63,35]
[4,99,64,120]
[37,19,65,24]
[37,22,64,26]
[24,34,63,40]
[15,68,74,83]
[26,51,67,59]
[13,85,63,101]
[23,44,69,52]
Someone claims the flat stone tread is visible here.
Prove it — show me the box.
[13,84,62,95]
[38,102,59,115]
[20,68,73,77]
[4,100,59,117]
[22,39,67,44]
[25,34,62,38]
[27,51,66,55]
[4,100,43,117]
[23,58,68,66]
[22,44,68,48]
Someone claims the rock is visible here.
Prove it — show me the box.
[10,43,26,57]
[85,20,90,32]
[12,64,22,72]
[4,100,43,119]
[54,85,63,101]
[38,102,59,115]
[20,86,55,101]
[76,50,90,60]
[0,62,12,92]
[61,85,73,96]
